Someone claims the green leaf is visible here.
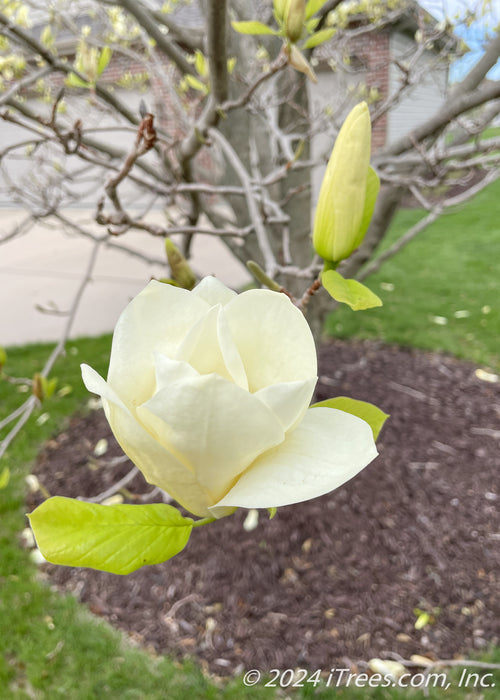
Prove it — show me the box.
[267,507,277,519]
[41,376,58,400]
[321,269,382,310]
[194,50,207,78]
[305,0,330,20]
[311,397,389,441]
[0,467,10,490]
[302,27,336,49]
[97,46,112,76]
[28,497,193,575]
[184,74,208,93]
[65,73,91,89]
[231,20,279,35]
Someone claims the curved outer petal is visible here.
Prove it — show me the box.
[223,289,317,393]
[254,378,317,432]
[191,275,237,307]
[136,360,285,503]
[107,280,210,407]
[175,305,248,390]
[209,407,378,516]
[81,364,214,517]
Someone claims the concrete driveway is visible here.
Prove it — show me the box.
[1,209,250,347]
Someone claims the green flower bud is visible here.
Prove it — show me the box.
[165,238,196,290]
[273,0,288,21]
[312,102,380,264]
[285,0,306,43]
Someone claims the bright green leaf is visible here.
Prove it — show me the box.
[231,20,279,35]
[194,50,207,78]
[302,27,336,49]
[184,74,208,93]
[65,73,91,89]
[41,376,58,400]
[0,467,10,490]
[305,0,330,20]
[311,397,389,441]
[28,497,193,575]
[267,507,277,519]
[97,46,112,76]
[321,269,382,310]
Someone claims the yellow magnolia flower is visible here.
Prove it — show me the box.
[82,277,377,518]
[313,101,379,263]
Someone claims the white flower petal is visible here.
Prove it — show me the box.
[210,407,377,515]
[191,275,237,306]
[107,280,209,406]
[175,305,248,389]
[224,289,317,392]
[154,353,200,390]
[255,378,317,432]
[81,364,213,517]
[137,372,284,503]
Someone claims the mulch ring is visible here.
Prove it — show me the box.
[27,339,500,677]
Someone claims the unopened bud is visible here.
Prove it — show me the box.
[313,102,379,263]
[165,238,196,290]
[273,0,288,21]
[32,373,44,401]
[285,0,306,43]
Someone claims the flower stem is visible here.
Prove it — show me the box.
[192,516,217,528]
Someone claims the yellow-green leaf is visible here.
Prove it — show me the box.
[321,269,382,310]
[302,27,335,49]
[184,74,208,93]
[194,50,207,78]
[97,46,112,76]
[305,0,330,20]
[29,497,193,575]
[65,73,91,89]
[231,21,279,35]
[311,397,388,441]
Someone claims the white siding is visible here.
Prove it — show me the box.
[387,31,448,145]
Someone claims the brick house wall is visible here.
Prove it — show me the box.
[348,31,391,150]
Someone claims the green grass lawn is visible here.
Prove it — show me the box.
[326,178,500,371]
[2,177,500,697]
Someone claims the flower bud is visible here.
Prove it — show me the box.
[313,102,379,263]
[285,0,306,43]
[164,238,196,290]
[273,0,288,21]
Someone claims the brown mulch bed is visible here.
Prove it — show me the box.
[27,340,500,676]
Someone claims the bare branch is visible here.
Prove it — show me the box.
[206,0,228,104]
[209,128,277,275]
[114,0,196,77]
[451,30,500,97]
